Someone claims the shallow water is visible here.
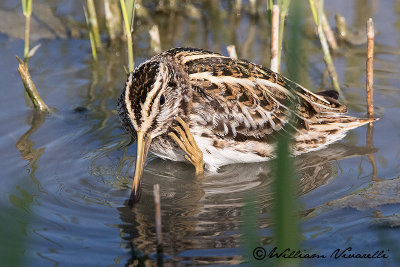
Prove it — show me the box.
[1,0,400,266]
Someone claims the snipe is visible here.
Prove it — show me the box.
[117,47,374,199]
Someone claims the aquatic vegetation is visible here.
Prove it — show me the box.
[120,0,136,72]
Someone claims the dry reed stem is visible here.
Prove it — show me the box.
[270,4,280,72]
[235,0,242,15]
[16,56,50,112]
[153,184,163,253]
[366,18,374,119]
[227,45,238,60]
[104,0,123,42]
[249,0,257,16]
[321,11,338,51]
[149,25,161,54]
[366,19,376,181]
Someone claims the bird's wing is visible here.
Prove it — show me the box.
[173,49,346,141]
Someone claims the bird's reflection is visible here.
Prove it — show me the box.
[116,142,377,265]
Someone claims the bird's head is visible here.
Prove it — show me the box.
[117,59,191,200]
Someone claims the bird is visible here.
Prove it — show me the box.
[117,47,375,199]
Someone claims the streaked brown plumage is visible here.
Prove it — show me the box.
[117,47,374,196]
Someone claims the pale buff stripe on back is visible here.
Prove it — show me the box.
[180,54,228,64]
[189,72,295,99]
[189,72,255,92]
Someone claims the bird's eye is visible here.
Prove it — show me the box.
[159,94,165,105]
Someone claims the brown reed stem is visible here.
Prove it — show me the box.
[270,4,280,72]
[366,18,374,119]
[16,56,50,112]
[366,18,377,181]
[153,184,163,253]
[227,45,238,60]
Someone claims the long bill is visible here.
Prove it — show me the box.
[132,131,152,195]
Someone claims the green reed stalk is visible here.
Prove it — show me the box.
[273,1,301,266]
[87,0,102,49]
[308,0,318,25]
[84,7,98,62]
[267,0,274,22]
[125,0,135,30]
[309,0,341,94]
[241,195,263,266]
[21,0,32,62]
[274,137,298,267]
[120,0,135,72]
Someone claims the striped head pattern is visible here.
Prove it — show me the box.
[117,59,191,139]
